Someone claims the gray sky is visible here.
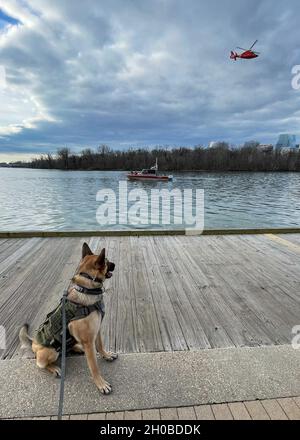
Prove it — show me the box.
[0,0,300,160]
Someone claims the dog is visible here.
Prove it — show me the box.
[19,242,117,394]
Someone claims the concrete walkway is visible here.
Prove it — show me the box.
[1,345,300,419]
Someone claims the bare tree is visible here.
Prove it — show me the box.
[56,147,70,169]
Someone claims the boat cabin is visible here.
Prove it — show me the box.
[141,169,157,175]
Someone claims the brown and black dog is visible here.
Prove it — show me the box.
[19,242,117,394]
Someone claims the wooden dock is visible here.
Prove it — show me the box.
[1,233,300,359]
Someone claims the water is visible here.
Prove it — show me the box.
[0,168,300,231]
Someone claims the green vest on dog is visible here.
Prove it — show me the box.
[35,298,105,352]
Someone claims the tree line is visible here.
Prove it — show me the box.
[4,142,300,172]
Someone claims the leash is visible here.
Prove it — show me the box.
[58,290,68,420]
[57,284,105,419]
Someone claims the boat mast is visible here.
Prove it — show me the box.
[151,157,158,173]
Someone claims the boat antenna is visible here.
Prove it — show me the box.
[151,157,158,171]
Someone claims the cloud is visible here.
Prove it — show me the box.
[0,0,300,156]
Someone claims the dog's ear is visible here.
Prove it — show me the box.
[96,248,105,267]
[82,242,93,259]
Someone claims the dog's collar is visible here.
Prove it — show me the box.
[74,272,104,296]
[74,284,104,296]
[79,272,103,284]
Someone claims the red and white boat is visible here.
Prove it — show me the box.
[127,159,173,181]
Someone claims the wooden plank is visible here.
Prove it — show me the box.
[0,239,57,358]
[35,417,52,420]
[142,409,160,420]
[261,399,288,420]
[205,235,290,345]
[277,398,300,420]
[244,401,270,420]
[0,238,45,293]
[0,237,43,274]
[0,239,24,261]
[265,234,300,254]
[106,411,124,420]
[115,237,139,353]
[153,236,211,350]
[1,237,81,359]
[124,410,142,420]
[278,234,300,247]
[233,235,300,314]
[246,234,300,279]
[235,234,300,292]
[211,404,233,420]
[177,407,196,420]
[228,402,251,420]
[165,235,244,348]
[129,237,164,352]
[194,405,215,420]
[69,414,88,420]
[88,413,106,420]
[160,408,178,420]
[51,415,70,420]
[139,236,187,351]
[170,236,239,348]
[293,397,300,409]
[219,235,300,344]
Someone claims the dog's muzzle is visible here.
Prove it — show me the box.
[106,262,115,278]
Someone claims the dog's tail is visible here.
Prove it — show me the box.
[19,324,33,351]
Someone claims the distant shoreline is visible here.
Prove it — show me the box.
[2,144,300,172]
[1,167,300,173]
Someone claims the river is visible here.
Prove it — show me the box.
[0,168,300,231]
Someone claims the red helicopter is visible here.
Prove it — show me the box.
[230,40,260,61]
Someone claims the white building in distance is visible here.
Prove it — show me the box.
[258,144,273,152]
[276,134,297,150]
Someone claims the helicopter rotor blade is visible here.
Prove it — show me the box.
[237,47,247,51]
[250,40,258,50]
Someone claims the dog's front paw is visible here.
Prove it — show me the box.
[97,380,112,395]
[102,351,118,362]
